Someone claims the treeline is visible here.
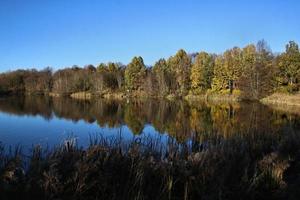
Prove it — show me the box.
[0,40,299,99]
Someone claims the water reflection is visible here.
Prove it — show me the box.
[0,95,299,145]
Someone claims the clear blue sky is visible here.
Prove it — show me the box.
[0,0,300,72]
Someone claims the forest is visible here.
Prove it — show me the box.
[0,40,299,100]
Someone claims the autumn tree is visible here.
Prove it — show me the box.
[212,56,227,92]
[23,68,52,94]
[93,63,108,92]
[1,40,299,98]
[72,67,93,92]
[52,67,93,94]
[84,64,96,72]
[143,68,157,95]
[224,47,243,94]
[212,47,243,94]
[107,62,125,90]
[277,41,300,92]
[0,70,25,94]
[190,52,214,94]
[253,40,274,98]
[168,49,192,95]
[114,63,125,90]
[52,68,70,94]
[239,44,257,98]
[125,56,146,91]
[93,62,123,92]
[105,63,119,90]
[153,58,172,95]
[236,41,274,99]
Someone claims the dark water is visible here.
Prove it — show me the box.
[0,95,299,149]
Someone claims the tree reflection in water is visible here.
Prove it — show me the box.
[0,95,298,143]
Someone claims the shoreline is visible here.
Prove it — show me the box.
[260,93,300,107]
[51,91,244,102]
[2,91,300,108]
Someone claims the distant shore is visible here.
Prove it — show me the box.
[2,90,300,111]
[4,89,300,109]
[22,91,300,108]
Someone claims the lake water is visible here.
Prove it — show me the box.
[0,95,299,150]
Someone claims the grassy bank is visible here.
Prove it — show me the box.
[185,93,242,102]
[48,90,245,102]
[5,90,300,106]
[1,131,300,200]
[261,93,300,107]
[70,92,92,100]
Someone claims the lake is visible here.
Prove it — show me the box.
[0,95,299,150]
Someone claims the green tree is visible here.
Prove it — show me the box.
[125,56,146,91]
[190,52,214,93]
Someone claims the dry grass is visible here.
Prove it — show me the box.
[184,91,242,103]
[0,131,300,200]
[70,92,92,100]
[102,91,126,99]
[261,92,300,107]
[49,92,62,97]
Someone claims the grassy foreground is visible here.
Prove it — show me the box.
[1,132,300,200]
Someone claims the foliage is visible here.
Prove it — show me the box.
[212,47,243,94]
[153,59,172,96]
[0,40,300,97]
[125,57,146,91]
[190,52,214,93]
[277,41,300,92]
[239,41,274,99]
[167,49,192,95]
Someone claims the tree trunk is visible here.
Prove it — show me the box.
[229,80,233,94]
[290,78,294,86]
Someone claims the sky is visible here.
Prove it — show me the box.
[0,0,300,72]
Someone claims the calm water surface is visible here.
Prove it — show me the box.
[0,96,299,149]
